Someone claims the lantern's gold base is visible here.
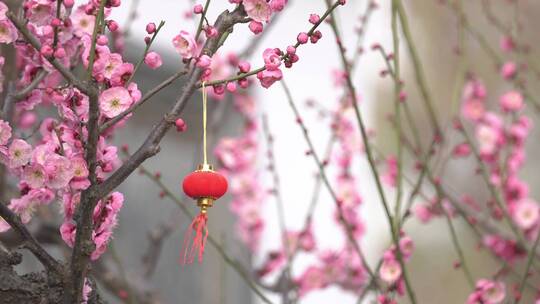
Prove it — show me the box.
[197,197,215,214]
[197,163,214,172]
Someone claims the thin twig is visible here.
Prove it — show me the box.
[515,230,540,304]
[394,0,441,136]
[281,79,377,284]
[261,114,293,303]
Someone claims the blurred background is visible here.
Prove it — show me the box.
[5,0,540,303]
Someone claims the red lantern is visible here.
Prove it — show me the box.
[181,163,228,264]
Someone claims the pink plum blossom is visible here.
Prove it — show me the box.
[379,257,402,284]
[0,20,17,44]
[512,198,539,230]
[99,87,133,118]
[144,51,163,69]
[0,1,7,19]
[23,163,47,188]
[499,91,524,112]
[71,7,96,37]
[172,31,197,59]
[467,279,506,304]
[243,0,272,22]
[262,48,282,71]
[270,0,287,11]
[249,21,263,34]
[0,119,11,145]
[413,204,433,223]
[462,99,485,121]
[8,139,32,168]
[500,61,517,79]
[257,69,282,88]
[43,154,75,189]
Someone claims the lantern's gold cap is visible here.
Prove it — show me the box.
[197,163,214,171]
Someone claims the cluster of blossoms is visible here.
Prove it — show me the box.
[378,236,414,299]
[457,76,537,302]
[172,0,332,93]
[466,279,506,304]
[459,77,539,245]
[408,74,533,302]
[214,92,267,250]
[0,0,141,261]
[252,83,370,298]
[295,249,366,296]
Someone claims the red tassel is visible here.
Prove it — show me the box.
[181,213,208,264]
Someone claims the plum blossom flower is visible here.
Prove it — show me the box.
[70,157,90,190]
[144,51,163,69]
[499,91,523,112]
[91,192,124,260]
[513,198,539,230]
[336,175,362,207]
[500,36,515,53]
[0,119,11,145]
[9,189,54,225]
[243,0,272,22]
[172,31,197,59]
[452,142,471,157]
[296,266,328,297]
[483,234,525,263]
[71,7,96,37]
[0,2,7,19]
[467,279,505,304]
[25,0,54,26]
[110,63,134,86]
[249,20,263,34]
[8,139,32,168]
[476,123,502,156]
[379,257,401,284]
[399,236,415,260]
[99,87,133,118]
[23,163,47,188]
[500,62,517,79]
[462,99,485,121]
[262,48,281,71]
[102,53,123,79]
[270,0,287,11]
[382,155,398,187]
[196,54,212,68]
[60,221,77,246]
[413,204,433,223]
[257,69,282,88]
[0,20,17,44]
[43,154,75,189]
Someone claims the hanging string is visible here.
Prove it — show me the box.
[202,81,208,165]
